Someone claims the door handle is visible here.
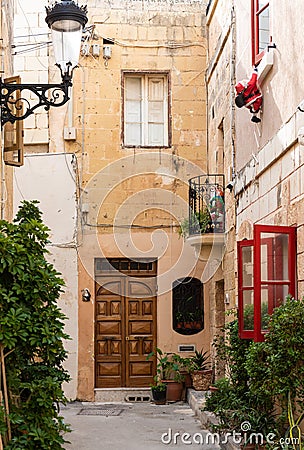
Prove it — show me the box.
[126,335,152,341]
[134,336,153,340]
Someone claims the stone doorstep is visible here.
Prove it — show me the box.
[94,387,152,403]
[187,389,240,450]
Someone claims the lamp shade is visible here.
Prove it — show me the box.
[45,1,88,76]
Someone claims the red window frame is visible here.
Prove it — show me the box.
[238,224,296,342]
[238,239,254,340]
[251,0,270,66]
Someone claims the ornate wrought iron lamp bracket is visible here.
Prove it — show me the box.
[0,0,88,128]
[0,76,72,127]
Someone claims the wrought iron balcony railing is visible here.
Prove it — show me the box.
[188,174,225,235]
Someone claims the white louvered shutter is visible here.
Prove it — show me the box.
[125,77,142,146]
[147,77,167,146]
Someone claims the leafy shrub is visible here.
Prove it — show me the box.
[0,201,70,449]
[205,298,304,443]
[245,297,304,431]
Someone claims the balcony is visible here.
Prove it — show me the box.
[188,174,225,235]
[187,174,225,264]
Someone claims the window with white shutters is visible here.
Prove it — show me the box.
[124,73,169,147]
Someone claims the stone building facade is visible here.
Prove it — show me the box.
[205,0,304,349]
[234,0,304,341]
[190,0,236,370]
[11,0,304,400]
[71,0,209,401]
[13,0,210,401]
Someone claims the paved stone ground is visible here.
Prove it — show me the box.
[61,401,221,450]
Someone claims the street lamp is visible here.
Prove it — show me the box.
[0,0,88,127]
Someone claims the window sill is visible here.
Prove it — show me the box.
[122,145,171,150]
[257,47,274,84]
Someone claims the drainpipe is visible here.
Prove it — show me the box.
[0,2,4,220]
[230,2,236,183]
[230,1,238,310]
[205,13,210,175]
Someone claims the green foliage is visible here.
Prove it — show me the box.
[205,299,304,445]
[243,302,270,330]
[150,382,167,392]
[213,319,251,393]
[189,349,210,372]
[205,318,274,436]
[178,209,212,238]
[204,377,243,414]
[146,348,184,382]
[0,200,70,449]
[246,297,304,430]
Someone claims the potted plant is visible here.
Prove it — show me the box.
[162,352,184,402]
[147,348,184,402]
[150,381,167,405]
[197,208,213,233]
[174,297,203,334]
[178,208,212,238]
[192,307,203,329]
[190,349,212,391]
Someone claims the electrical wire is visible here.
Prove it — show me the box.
[111,38,206,49]
[12,41,51,48]
[16,0,49,69]
[13,43,51,56]
[14,32,49,39]
[84,222,180,229]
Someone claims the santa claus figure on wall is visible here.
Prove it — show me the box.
[235,67,263,123]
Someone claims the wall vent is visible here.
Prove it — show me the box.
[125,395,151,403]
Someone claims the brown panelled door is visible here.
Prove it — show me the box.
[95,259,157,388]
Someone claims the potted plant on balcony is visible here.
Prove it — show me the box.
[178,208,212,238]
[197,208,213,233]
[190,349,212,391]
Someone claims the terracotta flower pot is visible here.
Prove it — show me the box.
[163,380,183,402]
[180,371,192,388]
[208,385,219,392]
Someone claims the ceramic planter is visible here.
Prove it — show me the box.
[151,386,167,405]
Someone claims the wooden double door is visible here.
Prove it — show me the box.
[95,275,157,388]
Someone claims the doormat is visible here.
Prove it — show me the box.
[78,408,123,416]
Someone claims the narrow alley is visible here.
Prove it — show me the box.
[62,401,220,450]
